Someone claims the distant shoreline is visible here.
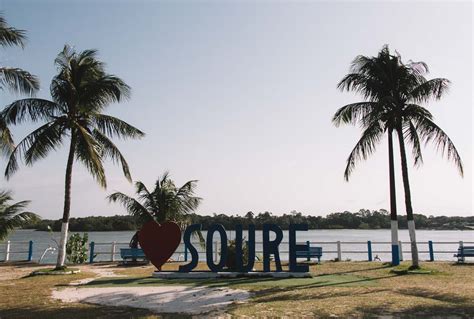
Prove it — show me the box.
[21,210,474,232]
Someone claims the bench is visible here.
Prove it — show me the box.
[454,245,474,263]
[120,248,148,264]
[296,243,323,263]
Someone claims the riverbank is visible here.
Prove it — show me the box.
[0,261,473,318]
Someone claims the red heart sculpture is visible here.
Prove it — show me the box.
[138,221,181,270]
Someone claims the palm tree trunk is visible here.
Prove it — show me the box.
[55,132,76,269]
[388,130,400,265]
[396,126,419,268]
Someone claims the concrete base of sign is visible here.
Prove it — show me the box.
[152,271,312,279]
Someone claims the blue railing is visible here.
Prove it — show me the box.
[1,240,472,263]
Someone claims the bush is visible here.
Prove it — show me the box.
[66,233,89,264]
[225,239,249,271]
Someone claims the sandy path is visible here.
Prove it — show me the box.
[50,264,251,315]
[52,285,251,315]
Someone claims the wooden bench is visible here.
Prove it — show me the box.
[120,248,148,264]
[454,245,474,263]
[296,243,323,263]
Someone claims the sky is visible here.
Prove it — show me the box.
[0,0,472,219]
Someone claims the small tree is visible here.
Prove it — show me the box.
[225,239,250,271]
[108,171,204,243]
[66,233,88,264]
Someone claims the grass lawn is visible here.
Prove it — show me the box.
[0,261,473,318]
[85,273,376,289]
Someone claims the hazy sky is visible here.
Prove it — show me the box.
[0,1,472,219]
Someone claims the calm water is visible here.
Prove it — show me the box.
[2,229,473,264]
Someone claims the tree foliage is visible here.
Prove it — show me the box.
[0,13,39,156]
[1,45,144,185]
[333,45,463,180]
[66,233,89,264]
[22,209,474,232]
[107,172,202,226]
[0,190,38,240]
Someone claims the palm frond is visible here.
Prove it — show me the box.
[0,190,13,204]
[134,181,157,211]
[0,189,38,241]
[332,102,379,127]
[92,129,131,182]
[414,116,464,176]
[78,75,131,112]
[0,117,14,157]
[0,14,26,48]
[4,120,64,178]
[344,122,384,181]
[54,45,75,71]
[0,67,39,95]
[107,191,152,221]
[404,120,423,167]
[91,114,144,139]
[408,78,450,103]
[74,124,106,187]
[2,98,61,125]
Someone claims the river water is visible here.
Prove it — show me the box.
[2,229,473,264]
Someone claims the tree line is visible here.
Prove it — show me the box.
[23,209,474,232]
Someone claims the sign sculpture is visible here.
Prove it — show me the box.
[139,221,310,273]
[138,221,182,270]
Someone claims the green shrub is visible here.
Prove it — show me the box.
[225,239,249,270]
[66,233,89,264]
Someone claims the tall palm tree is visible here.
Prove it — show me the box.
[108,172,203,245]
[0,190,38,241]
[334,46,463,268]
[0,13,39,155]
[1,45,144,269]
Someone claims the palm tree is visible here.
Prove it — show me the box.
[1,45,144,269]
[334,46,463,268]
[0,13,39,155]
[0,190,38,241]
[108,172,203,246]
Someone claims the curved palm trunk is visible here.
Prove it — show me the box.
[396,126,419,268]
[55,133,76,269]
[388,130,400,265]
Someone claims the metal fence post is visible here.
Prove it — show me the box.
[184,243,188,262]
[398,241,403,261]
[367,241,372,261]
[28,240,33,262]
[337,241,342,261]
[5,241,10,262]
[89,241,95,264]
[459,241,464,263]
[214,241,218,262]
[111,241,116,262]
[306,241,311,261]
[428,240,434,261]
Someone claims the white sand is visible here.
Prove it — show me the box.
[52,285,251,315]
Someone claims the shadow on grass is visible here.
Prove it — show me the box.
[254,287,391,304]
[397,288,472,305]
[76,271,391,292]
[0,261,39,268]
[315,263,392,276]
[354,302,474,319]
[0,304,175,319]
[452,262,474,267]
